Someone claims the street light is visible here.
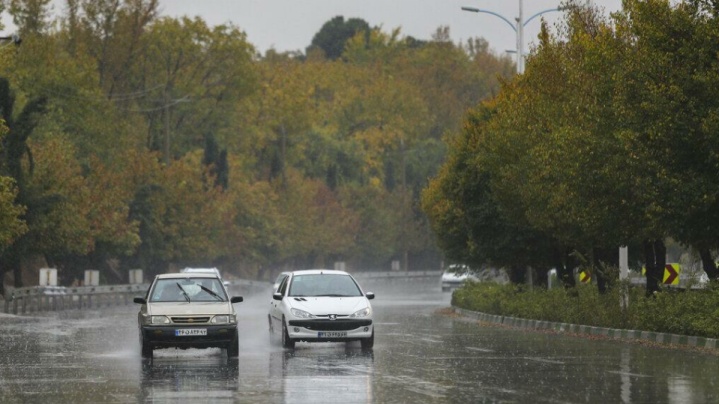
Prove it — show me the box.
[462,1,566,74]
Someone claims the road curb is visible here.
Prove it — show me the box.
[452,306,718,351]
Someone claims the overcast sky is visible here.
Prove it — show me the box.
[0,1,626,57]
[157,0,625,56]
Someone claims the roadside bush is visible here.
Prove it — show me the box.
[452,281,719,338]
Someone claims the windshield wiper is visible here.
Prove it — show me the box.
[176,283,191,302]
[199,284,224,301]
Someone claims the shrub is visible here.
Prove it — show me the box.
[452,281,719,338]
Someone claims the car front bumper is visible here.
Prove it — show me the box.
[140,324,237,349]
[287,319,373,342]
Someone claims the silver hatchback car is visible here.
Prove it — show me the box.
[134,273,243,358]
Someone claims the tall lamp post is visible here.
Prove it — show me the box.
[462,1,566,74]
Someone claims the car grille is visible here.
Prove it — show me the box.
[289,319,372,331]
[171,316,210,324]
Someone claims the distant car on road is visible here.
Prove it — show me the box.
[181,267,229,287]
[441,265,477,292]
[133,272,244,359]
[269,269,375,350]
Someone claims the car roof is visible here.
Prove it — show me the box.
[289,269,350,276]
[156,272,221,280]
[181,267,220,273]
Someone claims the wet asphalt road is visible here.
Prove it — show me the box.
[0,279,717,403]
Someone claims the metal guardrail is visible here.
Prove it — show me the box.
[3,284,150,315]
[0,272,433,315]
[350,270,442,279]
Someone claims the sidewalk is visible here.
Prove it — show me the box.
[452,306,719,351]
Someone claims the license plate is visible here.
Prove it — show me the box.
[318,331,347,338]
[175,328,207,336]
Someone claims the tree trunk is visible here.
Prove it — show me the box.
[643,239,665,297]
[698,248,719,280]
[553,247,577,289]
[0,266,6,297]
[508,266,526,285]
[593,247,618,295]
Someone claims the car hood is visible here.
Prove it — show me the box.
[287,296,369,316]
[147,302,233,316]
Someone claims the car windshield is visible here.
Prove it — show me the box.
[149,277,227,302]
[288,274,362,297]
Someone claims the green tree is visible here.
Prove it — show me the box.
[8,0,52,36]
[614,0,719,282]
[0,78,47,288]
[135,16,256,163]
[308,16,370,60]
[422,103,557,284]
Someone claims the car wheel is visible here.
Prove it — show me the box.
[140,334,153,359]
[226,331,239,358]
[281,317,295,349]
[361,330,374,350]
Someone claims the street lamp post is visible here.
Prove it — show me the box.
[462,1,566,74]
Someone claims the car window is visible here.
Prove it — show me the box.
[277,275,289,295]
[273,274,289,291]
[289,274,362,297]
[149,277,227,302]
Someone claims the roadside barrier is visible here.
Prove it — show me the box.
[3,284,149,315]
[452,306,719,351]
[351,270,442,280]
[1,279,270,315]
[0,271,438,315]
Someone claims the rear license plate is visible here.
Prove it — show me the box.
[318,331,347,338]
[175,328,207,336]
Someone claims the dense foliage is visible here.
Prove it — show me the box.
[423,0,719,291]
[0,0,514,291]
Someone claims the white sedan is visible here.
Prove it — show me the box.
[441,265,478,291]
[269,269,375,350]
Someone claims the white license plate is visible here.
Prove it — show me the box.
[318,331,347,338]
[175,328,207,336]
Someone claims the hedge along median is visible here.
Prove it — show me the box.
[451,281,719,349]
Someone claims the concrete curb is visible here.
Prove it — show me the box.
[452,306,718,351]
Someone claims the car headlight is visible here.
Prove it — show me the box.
[149,316,170,325]
[291,308,316,319]
[349,307,371,318]
[211,315,236,324]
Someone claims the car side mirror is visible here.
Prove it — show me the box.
[231,296,243,304]
[273,293,283,301]
[133,297,146,304]
[365,292,375,300]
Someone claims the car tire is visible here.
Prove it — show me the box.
[140,334,153,359]
[361,330,374,350]
[281,317,295,349]
[226,331,239,358]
